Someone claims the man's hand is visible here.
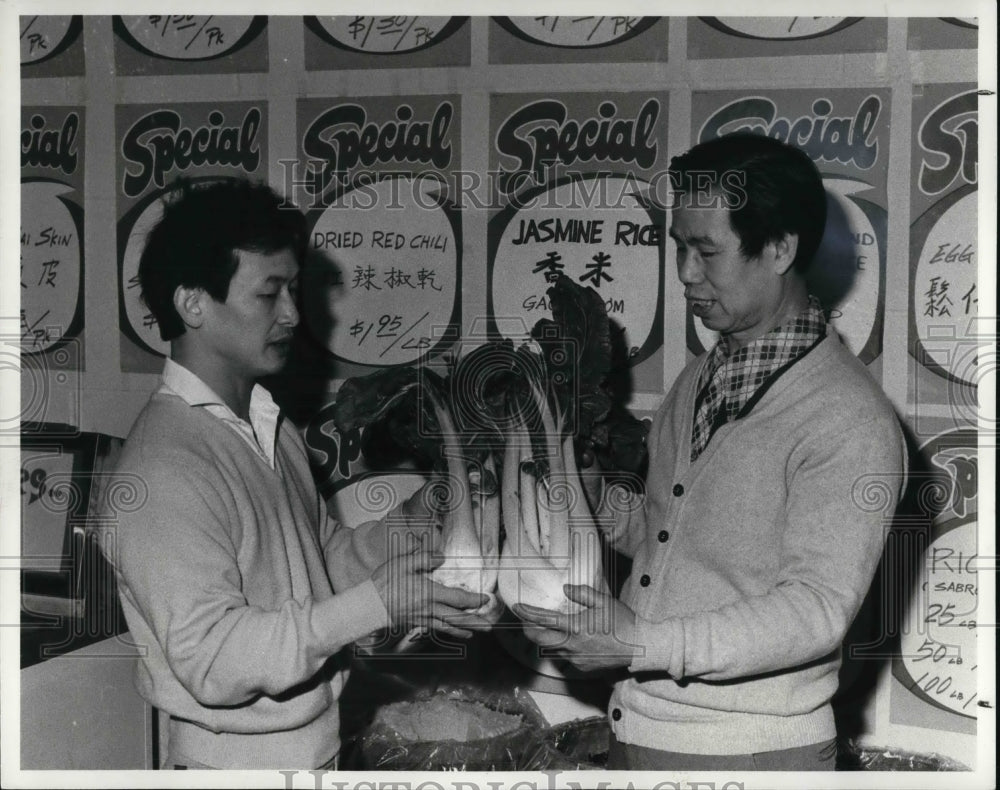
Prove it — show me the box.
[372,539,493,639]
[512,584,641,672]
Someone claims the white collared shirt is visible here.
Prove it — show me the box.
[157,358,282,470]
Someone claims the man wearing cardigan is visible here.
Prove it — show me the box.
[514,134,906,770]
[101,179,489,769]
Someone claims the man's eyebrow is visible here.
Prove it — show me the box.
[668,229,717,246]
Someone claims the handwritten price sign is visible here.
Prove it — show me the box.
[500,16,652,47]
[20,181,83,354]
[303,177,459,367]
[118,15,256,59]
[491,176,661,360]
[314,16,456,53]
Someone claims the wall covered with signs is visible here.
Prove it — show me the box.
[17,15,985,767]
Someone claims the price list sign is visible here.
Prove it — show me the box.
[487,92,668,394]
[20,106,85,368]
[489,17,665,65]
[909,85,978,403]
[690,89,891,365]
[294,95,462,373]
[892,428,979,734]
[113,15,268,75]
[116,101,267,371]
[305,17,469,69]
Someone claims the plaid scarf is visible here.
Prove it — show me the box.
[690,298,827,463]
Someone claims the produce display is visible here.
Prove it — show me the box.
[332,274,648,616]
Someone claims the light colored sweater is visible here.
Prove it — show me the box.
[608,333,906,754]
[101,391,393,769]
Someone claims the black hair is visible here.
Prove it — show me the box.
[138,178,308,341]
[668,132,827,272]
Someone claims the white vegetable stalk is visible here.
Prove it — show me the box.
[497,355,608,614]
[424,388,499,617]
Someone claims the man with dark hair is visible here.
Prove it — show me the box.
[102,178,488,769]
[515,133,906,770]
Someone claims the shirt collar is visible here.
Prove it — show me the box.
[701,297,827,420]
[158,358,282,467]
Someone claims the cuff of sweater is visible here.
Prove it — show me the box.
[630,615,685,677]
[314,579,390,647]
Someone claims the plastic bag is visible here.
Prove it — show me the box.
[838,740,971,771]
[522,716,610,770]
[353,684,549,770]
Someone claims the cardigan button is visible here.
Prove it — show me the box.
[611,708,622,721]
[672,483,684,497]
[658,530,669,543]
[640,574,651,587]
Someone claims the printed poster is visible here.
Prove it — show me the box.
[488,91,668,397]
[20,106,85,371]
[113,15,268,76]
[19,15,84,76]
[889,425,978,736]
[116,101,268,372]
[690,89,891,367]
[687,17,888,58]
[489,17,666,64]
[908,85,979,412]
[305,16,470,70]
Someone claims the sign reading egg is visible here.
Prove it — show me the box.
[490,176,662,360]
[303,176,460,367]
[911,188,978,386]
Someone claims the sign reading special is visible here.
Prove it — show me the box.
[489,17,666,65]
[294,95,462,374]
[687,16,888,58]
[21,106,85,369]
[113,15,268,76]
[20,15,84,75]
[305,17,470,69]
[690,89,891,364]
[116,101,267,372]
[891,428,978,735]
[488,92,668,395]
[909,85,978,400]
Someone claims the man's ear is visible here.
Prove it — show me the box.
[771,232,799,276]
[173,285,206,329]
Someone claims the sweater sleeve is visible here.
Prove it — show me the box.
[319,498,402,592]
[631,416,906,680]
[111,454,388,707]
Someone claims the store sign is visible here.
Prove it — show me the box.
[296,96,462,369]
[20,108,85,357]
[896,430,979,719]
[909,88,978,387]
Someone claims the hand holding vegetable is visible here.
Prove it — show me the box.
[513,583,641,672]
[371,539,493,640]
